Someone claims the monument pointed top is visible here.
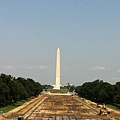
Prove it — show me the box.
[57,48,60,51]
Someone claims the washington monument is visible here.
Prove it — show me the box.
[54,48,60,89]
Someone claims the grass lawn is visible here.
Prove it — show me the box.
[0,98,30,113]
[48,89,69,93]
[106,104,120,111]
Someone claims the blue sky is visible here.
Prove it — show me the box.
[0,0,120,85]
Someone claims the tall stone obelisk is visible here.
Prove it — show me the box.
[55,48,60,89]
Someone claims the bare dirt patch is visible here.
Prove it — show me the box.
[25,95,113,120]
[2,94,120,120]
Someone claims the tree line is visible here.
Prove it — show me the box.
[0,74,43,107]
[75,79,120,105]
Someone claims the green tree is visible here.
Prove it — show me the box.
[113,95,120,104]
[0,79,10,107]
[69,85,75,92]
[9,80,27,102]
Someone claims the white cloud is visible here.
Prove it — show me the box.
[117,70,120,73]
[27,66,34,70]
[6,65,49,70]
[112,77,119,80]
[6,66,15,69]
[39,65,48,70]
[89,66,106,71]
